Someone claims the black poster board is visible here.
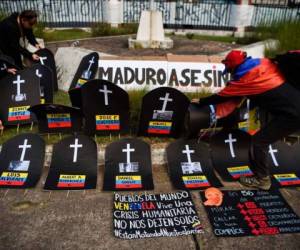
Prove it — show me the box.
[114,191,203,239]
[267,141,300,187]
[44,135,97,190]
[69,52,99,90]
[138,87,190,138]
[184,103,212,138]
[31,64,54,103]
[29,104,83,134]
[0,133,45,188]
[69,52,99,108]
[200,189,300,237]
[0,68,40,125]
[36,48,58,91]
[210,129,252,181]
[81,79,130,135]
[166,139,222,189]
[184,103,248,139]
[103,138,153,191]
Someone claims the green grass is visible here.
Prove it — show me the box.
[263,20,300,57]
[35,23,138,42]
[0,90,211,145]
[91,23,138,37]
[41,29,92,42]
[169,33,260,45]
[53,90,71,106]
[184,33,238,43]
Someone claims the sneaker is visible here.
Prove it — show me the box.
[239,175,271,190]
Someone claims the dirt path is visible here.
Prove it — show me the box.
[47,35,239,57]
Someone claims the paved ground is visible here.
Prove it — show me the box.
[0,162,299,250]
[46,35,239,57]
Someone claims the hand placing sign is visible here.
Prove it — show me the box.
[32,54,40,61]
[7,68,17,75]
[191,98,200,103]
[0,120,4,131]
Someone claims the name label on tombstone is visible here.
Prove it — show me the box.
[273,174,300,186]
[182,175,210,188]
[95,114,120,131]
[47,113,72,128]
[8,106,31,121]
[227,166,254,179]
[57,174,86,188]
[115,175,142,189]
[113,191,203,239]
[148,121,172,135]
[0,172,28,186]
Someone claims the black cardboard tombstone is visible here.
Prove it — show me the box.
[0,54,19,79]
[267,141,300,187]
[0,133,45,188]
[0,68,40,126]
[185,101,250,139]
[69,52,99,108]
[36,48,58,91]
[103,138,153,191]
[210,129,252,181]
[138,87,190,138]
[80,79,129,135]
[166,139,222,189]
[29,104,83,134]
[184,103,212,138]
[31,64,54,103]
[200,189,300,237]
[44,135,97,190]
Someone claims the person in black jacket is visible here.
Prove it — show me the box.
[0,10,41,68]
[192,50,300,190]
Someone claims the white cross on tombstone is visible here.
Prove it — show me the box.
[18,139,32,161]
[82,56,95,79]
[87,56,95,71]
[159,93,173,112]
[122,143,135,163]
[182,145,194,164]
[268,145,279,167]
[13,75,25,96]
[0,63,7,71]
[70,138,83,163]
[99,85,112,106]
[39,56,47,65]
[35,69,42,78]
[225,133,237,158]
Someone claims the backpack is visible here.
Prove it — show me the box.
[274,50,300,90]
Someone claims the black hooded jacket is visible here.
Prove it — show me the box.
[0,13,38,68]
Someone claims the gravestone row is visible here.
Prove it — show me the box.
[0,49,247,139]
[1,130,299,190]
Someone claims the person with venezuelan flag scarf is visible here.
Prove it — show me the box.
[195,50,300,190]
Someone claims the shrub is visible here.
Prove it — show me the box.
[0,11,7,21]
[33,21,46,38]
[91,22,138,37]
[249,20,300,57]
[186,33,194,40]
